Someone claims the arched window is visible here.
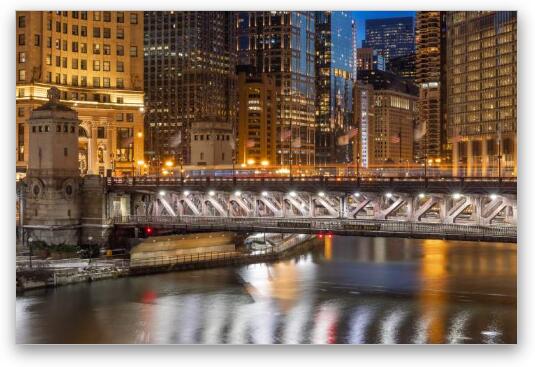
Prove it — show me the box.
[78,126,88,138]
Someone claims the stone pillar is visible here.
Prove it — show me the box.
[482,138,488,177]
[466,140,473,177]
[452,141,459,176]
[87,124,98,175]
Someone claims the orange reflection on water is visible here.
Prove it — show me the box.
[269,261,299,312]
[419,239,447,344]
[324,236,333,261]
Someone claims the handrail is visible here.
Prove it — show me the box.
[106,175,517,187]
[115,215,516,241]
[130,234,313,268]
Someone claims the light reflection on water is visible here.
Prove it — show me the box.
[16,236,516,344]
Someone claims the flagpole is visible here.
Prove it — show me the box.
[399,128,402,177]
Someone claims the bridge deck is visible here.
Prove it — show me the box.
[106,176,517,194]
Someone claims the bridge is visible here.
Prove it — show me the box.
[106,176,517,242]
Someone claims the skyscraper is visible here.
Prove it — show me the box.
[144,11,237,166]
[388,52,416,81]
[445,11,517,176]
[414,11,447,164]
[236,65,277,166]
[16,11,145,177]
[314,11,356,164]
[364,16,415,64]
[237,11,316,166]
[357,48,385,71]
[355,70,418,168]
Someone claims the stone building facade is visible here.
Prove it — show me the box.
[16,11,145,177]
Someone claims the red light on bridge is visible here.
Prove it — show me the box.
[327,233,333,239]
[145,226,153,236]
[318,233,324,239]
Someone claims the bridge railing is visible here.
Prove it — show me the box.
[114,215,517,240]
[106,175,517,187]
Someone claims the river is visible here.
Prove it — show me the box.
[16,236,516,344]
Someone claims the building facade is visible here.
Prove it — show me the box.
[16,11,145,177]
[237,11,316,166]
[144,11,237,166]
[364,16,415,64]
[445,11,517,176]
[414,11,447,164]
[237,65,277,166]
[355,70,418,168]
[357,48,385,71]
[314,11,356,164]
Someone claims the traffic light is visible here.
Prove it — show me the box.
[144,226,153,236]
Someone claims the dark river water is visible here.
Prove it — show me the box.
[16,236,516,344]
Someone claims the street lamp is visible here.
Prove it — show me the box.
[28,237,33,269]
[137,160,145,176]
[88,236,93,265]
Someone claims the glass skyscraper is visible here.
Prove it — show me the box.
[314,11,357,164]
[237,11,316,166]
[144,11,237,165]
[364,16,415,64]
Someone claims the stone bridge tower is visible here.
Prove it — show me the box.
[23,87,81,245]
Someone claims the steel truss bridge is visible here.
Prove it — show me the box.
[107,176,517,242]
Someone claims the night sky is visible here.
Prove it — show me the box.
[351,11,416,47]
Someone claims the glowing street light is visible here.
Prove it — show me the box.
[260,160,270,167]
[208,190,215,197]
[234,190,242,197]
[159,190,166,196]
[137,159,145,166]
[386,192,393,199]
[165,160,174,168]
[261,191,268,197]
[418,193,425,199]
[183,190,190,196]
[289,191,297,197]
[354,192,361,198]
[490,193,498,200]
[318,191,325,197]
[452,192,462,200]
[247,158,256,165]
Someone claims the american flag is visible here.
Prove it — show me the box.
[337,134,349,146]
[169,131,181,147]
[390,133,401,144]
[451,135,463,143]
[292,137,302,148]
[347,128,359,138]
[281,129,292,141]
[246,139,256,148]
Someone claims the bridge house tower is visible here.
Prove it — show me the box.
[23,87,81,245]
